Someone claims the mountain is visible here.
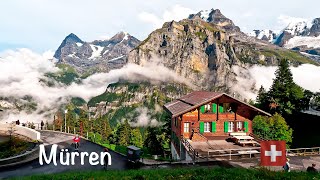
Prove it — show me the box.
[54,32,140,73]
[250,18,320,63]
[128,9,317,92]
[188,9,241,34]
[248,30,278,42]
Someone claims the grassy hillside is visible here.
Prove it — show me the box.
[18,167,320,180]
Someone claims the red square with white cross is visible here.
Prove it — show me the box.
[260,141,286,166]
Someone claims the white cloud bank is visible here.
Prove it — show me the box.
[0,49,191,123]
[232,64,320,100]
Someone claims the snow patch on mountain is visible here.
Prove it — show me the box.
[108,55,125,62]
[284,20,311,36]
[285,36,320,49]
[76,43,83,47]
[89,44,104,59]
[199,10,211,22]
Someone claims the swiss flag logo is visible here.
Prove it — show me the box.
[260,141,286,166]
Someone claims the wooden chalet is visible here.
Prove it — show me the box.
[164,91,271,160]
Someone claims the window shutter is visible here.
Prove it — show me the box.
[212,103,217,113]
[200,106,205,113]
[244,121,249,133]
[211,122,216,133]
[199,122,204,134]
[219,104,224,113]
[224,121,228,133]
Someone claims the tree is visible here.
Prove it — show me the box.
[253,113,293,146]
[130,128,143,147]
[144,127,163,155]
[117,120,131,146]
[258,59,308,116]
[256,86,269,111]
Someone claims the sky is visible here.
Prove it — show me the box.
[1,0,320,52]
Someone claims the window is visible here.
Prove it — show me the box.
[237,121,243,131]
[184,122,190,133]
[204,104,211,112]
[204,122,211,132]
[228,122,234,132]
[174,118,177,127]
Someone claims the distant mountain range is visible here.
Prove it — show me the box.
[249,18,320,62]
[54,31,140,73]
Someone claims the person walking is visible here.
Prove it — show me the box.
[283,158,291,172]
[41,120,44,130]
[103,148,109,170]
[73,134,80,151]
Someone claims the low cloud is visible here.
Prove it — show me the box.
[231,64,320,100]
[130,107,162,127]
[0,49,193,123]
[138,4,195,28]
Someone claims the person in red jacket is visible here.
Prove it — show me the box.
[73,134,80,151]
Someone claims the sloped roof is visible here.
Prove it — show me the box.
[164,91,271,118]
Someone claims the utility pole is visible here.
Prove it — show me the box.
[64,109,68,133]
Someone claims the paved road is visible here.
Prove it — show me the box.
[0,131,130,179]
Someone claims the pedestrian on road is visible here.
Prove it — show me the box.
[307,163,317,173]
[73,134,80,151]
[41,120,44,130]
[283,158,291,172]
[103,148,109,170]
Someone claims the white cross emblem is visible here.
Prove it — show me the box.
[265,145,282,162]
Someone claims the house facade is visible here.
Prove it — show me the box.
[164,91,270,160]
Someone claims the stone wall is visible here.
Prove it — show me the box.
[0,123,41,141]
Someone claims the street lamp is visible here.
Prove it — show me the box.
[64,109,68,133]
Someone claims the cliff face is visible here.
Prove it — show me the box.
[128,9,317,93]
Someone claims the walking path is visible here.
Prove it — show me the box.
[0,131,129,179]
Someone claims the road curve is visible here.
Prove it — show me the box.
[0,131,130,179]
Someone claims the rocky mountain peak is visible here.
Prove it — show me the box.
[64,33,83,44]
[188,9,240,33]
[109,31,130,43]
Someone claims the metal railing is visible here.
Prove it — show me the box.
[180,136,199,161]
[286,147,320,156]
[203,147,261,160]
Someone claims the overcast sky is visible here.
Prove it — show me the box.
[1,0,319,52]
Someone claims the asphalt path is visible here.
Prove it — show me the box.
[0,131,131,179]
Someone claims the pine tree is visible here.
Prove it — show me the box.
[117,120,131,146]
[267,59,305,115]
[256,86,269,111]
[144,127,163,155]
[130,128,143,147]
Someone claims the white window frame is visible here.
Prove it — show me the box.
[204,104,211,112]
[184,122,190,133]
[237,121,243,131]
[204,122,211,132]
[228,122,234,132]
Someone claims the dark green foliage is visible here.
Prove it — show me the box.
[130,128,143,147]
[117,120,131,146]
[22,167,320,180]
[256,59,310,116]
[253,113,293,146]
[0,138,34,159]
[144,127,164,155]
[46,64,80,85]
[87,92,120,107]
[71,97,86,106]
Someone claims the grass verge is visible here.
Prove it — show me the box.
[15,167,320,180]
